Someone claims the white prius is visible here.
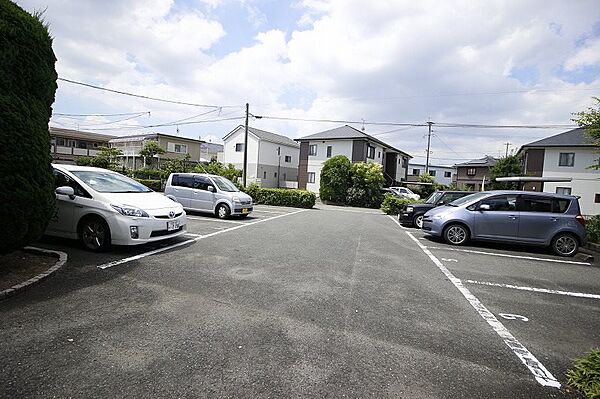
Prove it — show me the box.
[46,164,187,251]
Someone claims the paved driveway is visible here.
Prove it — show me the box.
[1,205,598,398]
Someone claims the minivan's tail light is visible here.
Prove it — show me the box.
[575,214,586,227]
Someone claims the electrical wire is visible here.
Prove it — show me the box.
[257,115,426,127]
[58,77,241,109]
[80,116,245,131]
[53,111,150,117]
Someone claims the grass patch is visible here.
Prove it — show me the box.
[567,348,600,398]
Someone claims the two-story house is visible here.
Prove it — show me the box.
[407,162,455,186]
[50,127,116,164]
[200,142,224,163]
[295,125,412,193]
[222,125,300,188]
[109,133,204,169]
[454,156,498,191]
[518,127,600,215]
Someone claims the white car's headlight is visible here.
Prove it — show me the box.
[232,196,241,202]
[406,206,414,213]
[111,204,149,218]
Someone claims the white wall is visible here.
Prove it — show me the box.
[541,147,600,216]
[258,140,300,168]
[396,156,408,182]
[222,127,259,179]
[305,140,354,193]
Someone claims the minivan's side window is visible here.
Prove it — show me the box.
[172,174,194,188]
[193,176,211,191]
[553,199,570,213]
[480,195,517,211]
[519,196,552,213]
[53,170,90,198]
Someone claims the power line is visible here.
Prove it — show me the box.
[52,112,151,127]
[53,111,150,117]
[434,122,574,129]
[58,77,241,109]
[80,116,245,131]
[256,115,427,127]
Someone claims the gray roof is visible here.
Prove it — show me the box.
[296,125,411,157]
[49,126,116,142]
[108,132,203,144]
[521,128,594,148]
[454,155,498,167]
[224,125,299,148]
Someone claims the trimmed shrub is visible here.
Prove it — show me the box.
[567,348,600,399]
[381,195,422,215]
[346,162,385,208]
[132,168,162,180]
[320,155,352,203]
[135,179,162,192]
[243,184,315,208]
[586,215,600,243]
[0,1,57,253]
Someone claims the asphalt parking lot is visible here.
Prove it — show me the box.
[1,205,599,398]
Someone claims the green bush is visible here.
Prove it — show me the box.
[586,215,600,243]
[567,348,600,399]
[381,194,422,215]
[135,179,162,192]
[320,155,352,203]
[132,168,162,180]
[346,162,385,208]
[243,184,315,208]
[0,1,57,253]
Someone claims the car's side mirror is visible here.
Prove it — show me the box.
[56,186,75,200]
[207,186,215,192]
[479,203,491,211]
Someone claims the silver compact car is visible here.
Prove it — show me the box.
[422,191,587,257]
[164,173,253,219]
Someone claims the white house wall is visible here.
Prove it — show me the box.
[305,140,354,193]
[222,128,259,180]
[256,140,300,188]
[541,147,600,216]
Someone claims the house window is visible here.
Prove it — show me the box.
[168,142,187,153]
[558,152,574,167]
[444,171,452,178]
[556,187,572,195]
[402,158,407,167]
[367,145,375,159]
[307,172,316,183]
[412,169,420,176]
[595,194,600,203]
[274,172,277,178]
[77,141,87,149]
[283,173,286,180]
[285,155,292,163]
[467,168,476,176]
[309,144,317,156]
[377,151,381,159]
[263,171,266,179]
[56,137,65,146]
[429,170,436,177]
[326,146,332,158]
[235,143,244,152]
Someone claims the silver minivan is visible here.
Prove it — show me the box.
[422,191,587,256]
[164,173,253,219]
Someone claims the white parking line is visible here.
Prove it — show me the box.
[387,215,561,389]
[251,209,288,214]
[426,246,591,266]
[98,209,306,270]
[464,279,600,300]
[186,216,246,224]
[320,207,383,215]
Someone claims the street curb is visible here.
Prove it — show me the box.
[0,247,68,301]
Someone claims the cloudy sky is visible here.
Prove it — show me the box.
[16,0,600,165]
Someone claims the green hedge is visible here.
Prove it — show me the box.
[135,178,162,192]
[243,184,315,208]
[586,215,600,244]
[567,348,600,399]
[381,194,422,215]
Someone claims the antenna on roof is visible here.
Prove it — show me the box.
[361,119,365,131]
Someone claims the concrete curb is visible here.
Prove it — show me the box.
[0,247,68,301]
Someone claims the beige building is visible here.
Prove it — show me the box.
[109,133,204,169]
[50,127,116,164]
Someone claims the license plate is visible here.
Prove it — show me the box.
[167,220,180,231]
[242,208,249,214]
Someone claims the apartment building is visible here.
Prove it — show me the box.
[407,162,455,186]
[222,125,300,188]
[50,127,115,164]
[454,156,498,191]
[296,125,412,193]
[518,127,600,215]
[109,133,204,169]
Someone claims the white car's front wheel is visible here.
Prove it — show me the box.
[79,216,111,252]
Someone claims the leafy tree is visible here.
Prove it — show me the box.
[194,160,241,182]
[0,1,57,253]
[490,155,522,189]
[572,97,600,169]
[418,173,437,198]
[75,146,122,169]
[319,155,352,203]
[346,162,385,208]
[139,140,165,169]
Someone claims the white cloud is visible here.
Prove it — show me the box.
[564,38,600,71]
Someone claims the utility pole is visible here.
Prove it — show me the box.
[504,142,511,157]
[277,146,281,188]
[243,103,249,187]
[425,121,433,174]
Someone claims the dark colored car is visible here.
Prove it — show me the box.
[399,191,476,228]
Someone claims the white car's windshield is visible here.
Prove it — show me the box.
[71,171,152,193]
[447,192,487,207]
[212,176,239,192]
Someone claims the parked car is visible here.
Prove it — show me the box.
[165,173,253,219]
[46,164,187,251]
[422,191,586,256]
[400,190,476,228]
[389,186,420,200]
